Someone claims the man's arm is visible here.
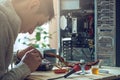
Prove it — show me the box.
[0,11,31,80]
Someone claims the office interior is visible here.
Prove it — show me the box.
[13,0,120,79]
[10,0,120,80]
[14,0,120,67]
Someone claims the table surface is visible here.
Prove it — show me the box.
[26,66,120,80]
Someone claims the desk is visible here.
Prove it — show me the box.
[26,66,120,80]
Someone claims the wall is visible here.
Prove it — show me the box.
[49,0,59,50]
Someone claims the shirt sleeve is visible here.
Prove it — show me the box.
[2,62,31,80]
[0,10,31,80]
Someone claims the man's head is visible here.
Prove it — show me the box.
[12,0,54,34]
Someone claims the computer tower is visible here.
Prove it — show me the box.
[59,0,120,66]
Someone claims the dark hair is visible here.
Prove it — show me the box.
[38,0,54,21]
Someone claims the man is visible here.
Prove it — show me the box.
[0,0,54,80]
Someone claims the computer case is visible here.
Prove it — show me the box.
[59,0,120,67]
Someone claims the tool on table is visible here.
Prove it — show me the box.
[47,59,100,80]
[47,64,80,80]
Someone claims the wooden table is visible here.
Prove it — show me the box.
[25,66,120,80]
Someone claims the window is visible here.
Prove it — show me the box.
[14,23,49,52]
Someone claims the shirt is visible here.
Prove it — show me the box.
[0,0,31,80]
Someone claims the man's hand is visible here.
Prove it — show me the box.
[21,49,42,72]
[17,46,42,72]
